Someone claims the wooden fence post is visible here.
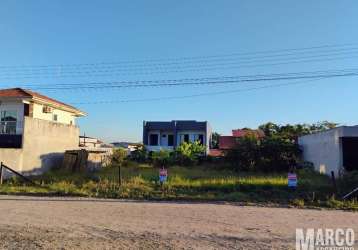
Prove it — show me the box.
[0,162,3,185]
[331,171,337,194]
[118,163,122,186]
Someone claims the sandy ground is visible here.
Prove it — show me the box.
[0,196,356,250]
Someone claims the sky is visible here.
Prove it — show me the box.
[0,1,357,142]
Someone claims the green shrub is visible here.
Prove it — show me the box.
[291,198,305,208]
[130,145,147,163]
[225,136,301,172]
[151,150,173,167]
[175,141,205,166]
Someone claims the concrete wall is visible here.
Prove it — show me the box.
[298,128,342,175]
[298,126,358,176]
[0,117,80,176]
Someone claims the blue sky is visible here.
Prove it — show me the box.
[0,1,357,142]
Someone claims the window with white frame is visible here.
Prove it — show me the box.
[0,110,17,134]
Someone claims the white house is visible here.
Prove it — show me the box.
[0,88,86,175]
[143,120,212,154]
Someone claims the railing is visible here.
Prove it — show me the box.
[0,121,20,135]
[0,162,37,185]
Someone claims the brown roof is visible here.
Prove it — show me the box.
[0,88,85,115]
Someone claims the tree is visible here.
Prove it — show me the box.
[225,135,301,172]
[259,121,338,141]
[259,122,280,137]
[225,135,261,171]
[111,148,128,185]
[259,137,301,172]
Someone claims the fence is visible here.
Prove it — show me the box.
[0,161,36,185]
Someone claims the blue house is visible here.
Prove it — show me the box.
[142,120,212,154]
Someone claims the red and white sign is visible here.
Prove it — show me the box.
[159,169,168,177]
[288,173,297,187]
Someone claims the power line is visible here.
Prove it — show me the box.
[0,44,357,79]
[68,76,338,105]
[0,43,356,70]
[1,46,358,73]
[13,68,358,90]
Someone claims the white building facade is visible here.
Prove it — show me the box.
[298,126,358,176]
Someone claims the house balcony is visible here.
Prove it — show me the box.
[0,121,23,148]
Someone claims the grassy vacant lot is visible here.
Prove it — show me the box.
[0,162,357,210]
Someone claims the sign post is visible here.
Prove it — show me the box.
[159,167,168,186]
[288,172,297,188]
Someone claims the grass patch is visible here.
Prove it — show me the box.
[0,162,357,210]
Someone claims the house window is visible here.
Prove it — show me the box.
[24,104,30,116]
[53,114,58,122]
[0,110,17,134]
[149,134,159,146]
[198,134,204,145]
[168,134,174,146]
[180,134,190,143]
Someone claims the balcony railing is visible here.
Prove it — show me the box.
[0,121,21,135]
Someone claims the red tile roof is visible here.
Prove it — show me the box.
[209,149,225,157]
[0,88,85,115]
[219,136,237,149]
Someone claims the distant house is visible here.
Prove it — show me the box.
[0,88,86,175]
[143,120,212,154]
[111,142,141,152]
[79,135,103,148]
[219,128,265,149]
[298,126,358,176]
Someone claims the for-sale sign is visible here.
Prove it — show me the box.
[159,168,168,183]
[288,173,297,188]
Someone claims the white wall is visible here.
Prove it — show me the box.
[32,103,76,125]
[298,128,343,175]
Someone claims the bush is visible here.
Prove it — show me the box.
[175,141,206,166]
[151,150,173,167]
[225,136,260,171]
[259,137,301,172]
[291,198,305,208]
[225,136,301,172]
[130,145,147,163]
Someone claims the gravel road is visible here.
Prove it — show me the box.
[0,195,356,249]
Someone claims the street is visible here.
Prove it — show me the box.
[0,195,357,249]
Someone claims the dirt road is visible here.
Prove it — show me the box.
[0,195,356,249]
